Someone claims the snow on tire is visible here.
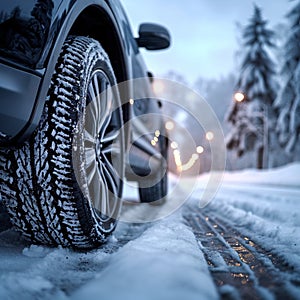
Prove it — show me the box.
[1,36,124,249]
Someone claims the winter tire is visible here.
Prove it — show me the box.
[2,36,124,249]
[138,136,168,205]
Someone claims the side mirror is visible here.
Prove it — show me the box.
[136,23,171,50]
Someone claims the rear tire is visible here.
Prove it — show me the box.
[139,136,168,205]
[1,36,124,249]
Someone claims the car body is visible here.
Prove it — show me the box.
[0,0,170,248]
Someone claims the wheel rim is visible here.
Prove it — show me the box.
[83,70,122,222]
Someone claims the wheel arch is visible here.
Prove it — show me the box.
[69,5,128,87]
[68,5,131,129]
[20,1,131,146]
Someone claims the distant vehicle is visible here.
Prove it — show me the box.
[0,0,170,249]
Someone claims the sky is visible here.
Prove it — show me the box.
[122,0,293,84]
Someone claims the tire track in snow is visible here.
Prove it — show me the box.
[183,204,300,299]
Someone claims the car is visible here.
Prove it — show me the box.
[0,0,170,249]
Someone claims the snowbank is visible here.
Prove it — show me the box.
[221,162,300,187]
[73,214,218,300]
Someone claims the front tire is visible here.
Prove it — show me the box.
[3,36,124,249]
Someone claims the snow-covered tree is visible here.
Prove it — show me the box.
[226,5,278,169]
[275,1,300,159]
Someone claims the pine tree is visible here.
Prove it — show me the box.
[275,1,300,159]
[226,5,278,169]
[10,6,21,19]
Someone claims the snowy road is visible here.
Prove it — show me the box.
[0,164,300,300]
[184,204,300,299]
[186,164,300,299]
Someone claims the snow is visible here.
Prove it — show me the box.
[72,216,217,300]
[0,197,218,300]
[192,162,300,271]
[217,162,300,187]
[0,163,299,298]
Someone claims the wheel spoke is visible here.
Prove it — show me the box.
[84,129,96,144]
[102,165,118,214]
[99,85,114,133]
[87,161,97,185]
[98,166,110,216]
[93,74,101,103]
[102,159,119,213]
[101,129,119,146]
[102,155,119,191]
[99,80,108,118]
[93,75,103,134]
[87,86,99,136]
[90,167,103,213]
[85,108,97,138]
[88,80,96,101]
[103,144,121,159]
[85,147,96,170]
